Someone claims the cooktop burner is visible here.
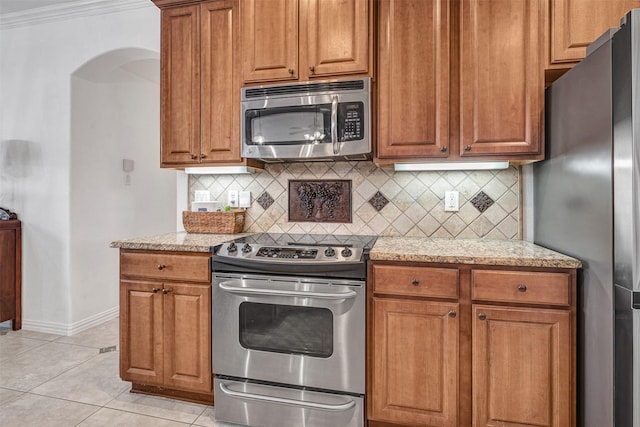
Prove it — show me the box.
[212,233,377,280]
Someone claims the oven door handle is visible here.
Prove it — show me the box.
[218,281,357,300]
[218,382,356,412]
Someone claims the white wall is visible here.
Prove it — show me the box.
[0,2,176,334]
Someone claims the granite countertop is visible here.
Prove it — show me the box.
[370,236,581,269]
[110,232,254,252]
[110,233,581,269]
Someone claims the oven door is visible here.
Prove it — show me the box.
[212,273,365,394]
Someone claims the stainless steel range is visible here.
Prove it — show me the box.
[211,233,377,427]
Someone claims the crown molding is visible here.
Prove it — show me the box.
[0,0,153,30]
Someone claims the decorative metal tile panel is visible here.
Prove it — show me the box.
[288,180,351,223]
[369,191,389,212]
[256,191,274,210]
[470,191,495,213]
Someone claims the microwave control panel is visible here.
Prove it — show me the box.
[339,102,364,142]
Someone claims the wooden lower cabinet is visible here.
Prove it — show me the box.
[370,298,459,427]
[368,262,576,427]
[472,305,572,427]
[119,250,212,404]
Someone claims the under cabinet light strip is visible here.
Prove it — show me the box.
[184,166,257,175]
[393,161,509,172]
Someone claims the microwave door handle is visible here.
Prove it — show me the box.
[218,281,356,300]
[331,95,339,155]
[219,382,357,412]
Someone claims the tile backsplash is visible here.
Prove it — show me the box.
[188,162,521,239]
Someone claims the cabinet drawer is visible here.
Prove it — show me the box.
[471,270,571,306]
[121,251,210,283]
[373,265,459,299]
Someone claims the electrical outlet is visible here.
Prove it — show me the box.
[228,190,239,208]
[444,191,459,212]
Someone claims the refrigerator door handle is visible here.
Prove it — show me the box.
[632,291,640,309]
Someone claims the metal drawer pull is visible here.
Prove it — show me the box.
[411,278,420,286]
[219,383,356,412]
[157,264,166,270]
[478,312,487,320]
[448,310,457,318]
[517,284,527,292]
[219,282,356,300]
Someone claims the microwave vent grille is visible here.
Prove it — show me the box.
[244,79,366,99]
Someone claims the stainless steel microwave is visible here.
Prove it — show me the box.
[241,78,371,162]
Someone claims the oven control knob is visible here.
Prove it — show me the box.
[341,248,353,258]
[242,243,252,253]
[324,247,336,257]
[227,243,237,253]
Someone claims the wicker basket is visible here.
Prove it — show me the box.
[182,210,245,234]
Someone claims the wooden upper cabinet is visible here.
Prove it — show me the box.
[459,0,544,159]
[201,0,242,162]
[472,305,572,427]
[156,0,247,167]
[241,0,298,83]
[376,0,450,160]
[549,0,640,67]
[241,0,372,84]
[160,4,201,165]
[305,0,371,78]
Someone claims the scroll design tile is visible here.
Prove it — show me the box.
[368,191,389,212]
[288,180,351,223]
[256,191,274,210]
[470,191,495,213]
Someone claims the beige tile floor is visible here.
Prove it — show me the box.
[0,318,237,427]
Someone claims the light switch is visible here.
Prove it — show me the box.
[228,190,239,208]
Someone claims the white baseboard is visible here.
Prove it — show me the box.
[21,306,119,336]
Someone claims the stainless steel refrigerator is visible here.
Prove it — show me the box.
[534,9,639,427]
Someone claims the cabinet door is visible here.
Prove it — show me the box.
[370,298,458,427]
[376,0,450,160]
[160,4,201,165]
[305,0,371,78]
[459,0,544,158]
[120,280,164,385]
[0,228,16,323]
[549,0,640,66]
[163,282,212,393]
[241,0,298,83]
[201,0,242,163]
[472,305,572,427]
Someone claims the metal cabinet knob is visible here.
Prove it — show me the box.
[199,153,207,159]
[517,284,527,292]
[478,312,487,320]
[152,287,160,293]
[190,154,197,160]
[448,310,457,318]
[157,264,166,270]
[411,278,420,286]
[464,145,472,151]
[440,146,447,152]
[162,288,171,294]
[288,68,294,75]
[309,66,315,73]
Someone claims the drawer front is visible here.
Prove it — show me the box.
[121,251,210,282]
[373,265,459,299]
[472,270,571,306]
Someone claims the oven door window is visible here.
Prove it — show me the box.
[244,105,331,146]
[239,302,333,358]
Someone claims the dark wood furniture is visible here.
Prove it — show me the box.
[0,220,22,330]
